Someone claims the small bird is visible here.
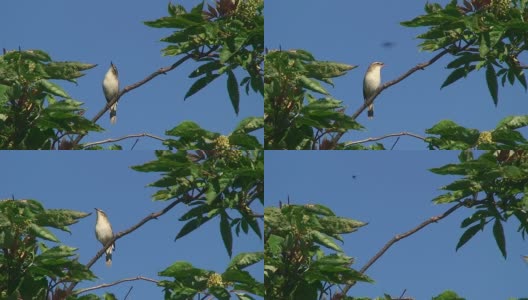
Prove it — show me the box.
[363,61,384,119]
[102,62,119,124]
[94,208,115,266]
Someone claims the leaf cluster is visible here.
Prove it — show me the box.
[163,116,263,150]
[401,0,528,105]
[425,115,528,149]
[132,128,263,257]
[158,252,263,300]
[0,49,101,149]
[0,199,94,299]
[264,49,361,149]
[430,149,528,258]
[264,204,372,300]
[145,0,264,115]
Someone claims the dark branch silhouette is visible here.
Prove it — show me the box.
[342,131,425,148]
[72,46,219,147]
[64,190,204,295]
[333,201,465,299]
[74,276,158,295]
[329,48,452,147]
[72,54,192,146]
[83,133,165,148]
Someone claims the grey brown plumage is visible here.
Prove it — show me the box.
[103,63,119,124]
[363,62,384,119]
[95,208,115,266]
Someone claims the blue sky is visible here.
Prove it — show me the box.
[265,1,528,149]
[1,1,262,149]
[265,151,527,299]
[1,152,263,298]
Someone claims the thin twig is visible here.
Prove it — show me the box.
[342,131,426,147]
[390,136,401,150]
[336,201,465,297]
[329,49,451,147]
[130,139,140,150]
[124,286,134,300]
[82,133,165,148]
[74,276,158,295]
[65,191,204,295]
[398,288,407,299]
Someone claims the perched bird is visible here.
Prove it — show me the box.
[102,62,119,124]
[94,208,115,266]
[363,62,384,119]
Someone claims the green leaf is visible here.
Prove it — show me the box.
[206,176,234,205]
[456,223,482,251]
[432,190,470,204]
[233,117,264,134]
[299,76,329,95]
[38,79,69,98]
[496,115,528,130]
[159,261,205,277]
[227,70,240,115]
[179,204,210,221]
[228,252,263,270]
[488,29,504,48]
[319,216,366,234]
[266,234,284,257]
[245,214,263,239]
[29,223,59,242]
[35,209,90,233]
[229,133,261,149]
[441,67,469,88]
[433,290,465,300]
[492,218,507,258]
[189,61,223,78]
[446,53,482,69]
[144,14,204,29]
[167,2,186,16]
[285,49,315,61]
[184,74,221,100]
[507,69,515,86]
[220,212,233,257]
[310,230,341,252]
[425,120,480,148]
[514,68,527,90]
[479,32,490,57]
[461,210,488,228]
[209,286,230,300]
[175,216,212,240]
[486,63,499,106]
[292,280,317,300]
[103,293,117,300]
[302,204,335,216]
[304,62,357,79]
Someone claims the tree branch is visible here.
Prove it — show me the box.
[83,133,165,148]
[74,276,159,295]
[329,49,451,147]
[336,201,465,297]
[342,131,426,147]
[65,190,204,295]
[72,54,193,146]
[72,45,219,147]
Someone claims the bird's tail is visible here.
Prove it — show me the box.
[368,104,374,119]
[105,244,114,267]
[110,102,117,124]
